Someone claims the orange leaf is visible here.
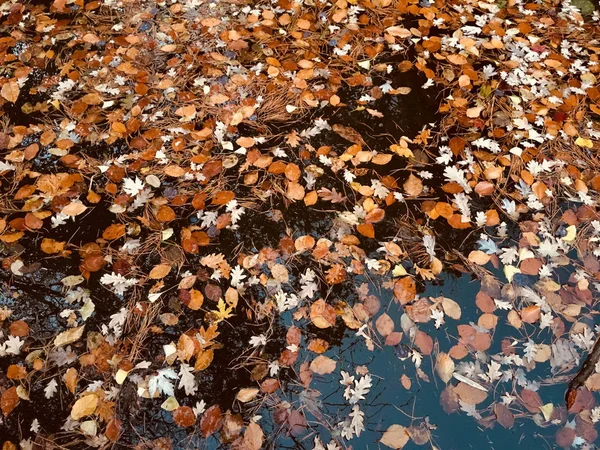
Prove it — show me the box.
[357,223,375,238]
[200,405,223,437]
[211,191,235,206]
[102,223,126,240]
[394,277,416,305]
[173,406,196,427]
[1,387,19,417]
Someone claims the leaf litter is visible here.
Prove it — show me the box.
[0,0,600,449]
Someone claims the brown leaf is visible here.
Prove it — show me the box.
[1,387,19,417]
[64,367,78,394]
[494,403,514,429]
[310,299,336,328]
[149,264,171,280]
[6,363,26,380]
[260,378,280,394]
[244,421,264,450]
[380,424,411,449]
[375,313,394,337]
[309,355,337,375]
[435,352,454,384]
[105,417,122,441]
[173,406,196,427]
[71,393,98,420]
[403,174,423,197]
[1,81,20,103]
[102,223,126,240]
[200,405,223,437]
[62,202,87,217]
[414,330,433,355]
[357,223,375,238]
[454,382,487,405]
[394,277,416,304]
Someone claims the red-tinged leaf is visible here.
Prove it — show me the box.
[105,417,122,442]
[375,313,394,337]
[414,330,433,355]
[556,427,576,448]
[494,403,514,429]
[454,382,487,405]
[286,326,301,345]
[519,389,542,413]
[173,406,196,427]
[394,277,416,304]
[1,387,19,417]
[260,378,280,394]
[309,355,337,375]
[200,405,223,437]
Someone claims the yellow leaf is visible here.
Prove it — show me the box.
[54,325,85,347]
[71,394,98,420]
[392,264,407,277]
[161,396,180,411]
[210,299,234,323]
[390,144,414,158]
[575,137,593,148]
[563,225,577,242]
[503,265,520,282]
[540,403,554,421]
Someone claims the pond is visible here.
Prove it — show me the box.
[1,0,600,449]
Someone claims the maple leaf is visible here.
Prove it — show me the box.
[123,177,145,196]
[197,323,220,348]
[210,299,234,323]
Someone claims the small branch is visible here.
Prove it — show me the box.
[566,334,600,407]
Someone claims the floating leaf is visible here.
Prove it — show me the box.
[380,424,411,449]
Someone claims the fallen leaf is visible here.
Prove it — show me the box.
[380,424,411,449]
[1,81,20,103]
[71,394,98,420]
[309,355,337,375]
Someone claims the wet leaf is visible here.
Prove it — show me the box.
[376,313,394,337]
[244,421,264,450]
[380,424,411,449]
[309,355,337,375]
[310,299,336,328]
[436,352,454,384]
[173,406,196,427]
[394,277,416,304]
[200,405,223,437]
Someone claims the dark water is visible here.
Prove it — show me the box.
[1,2,596,449]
